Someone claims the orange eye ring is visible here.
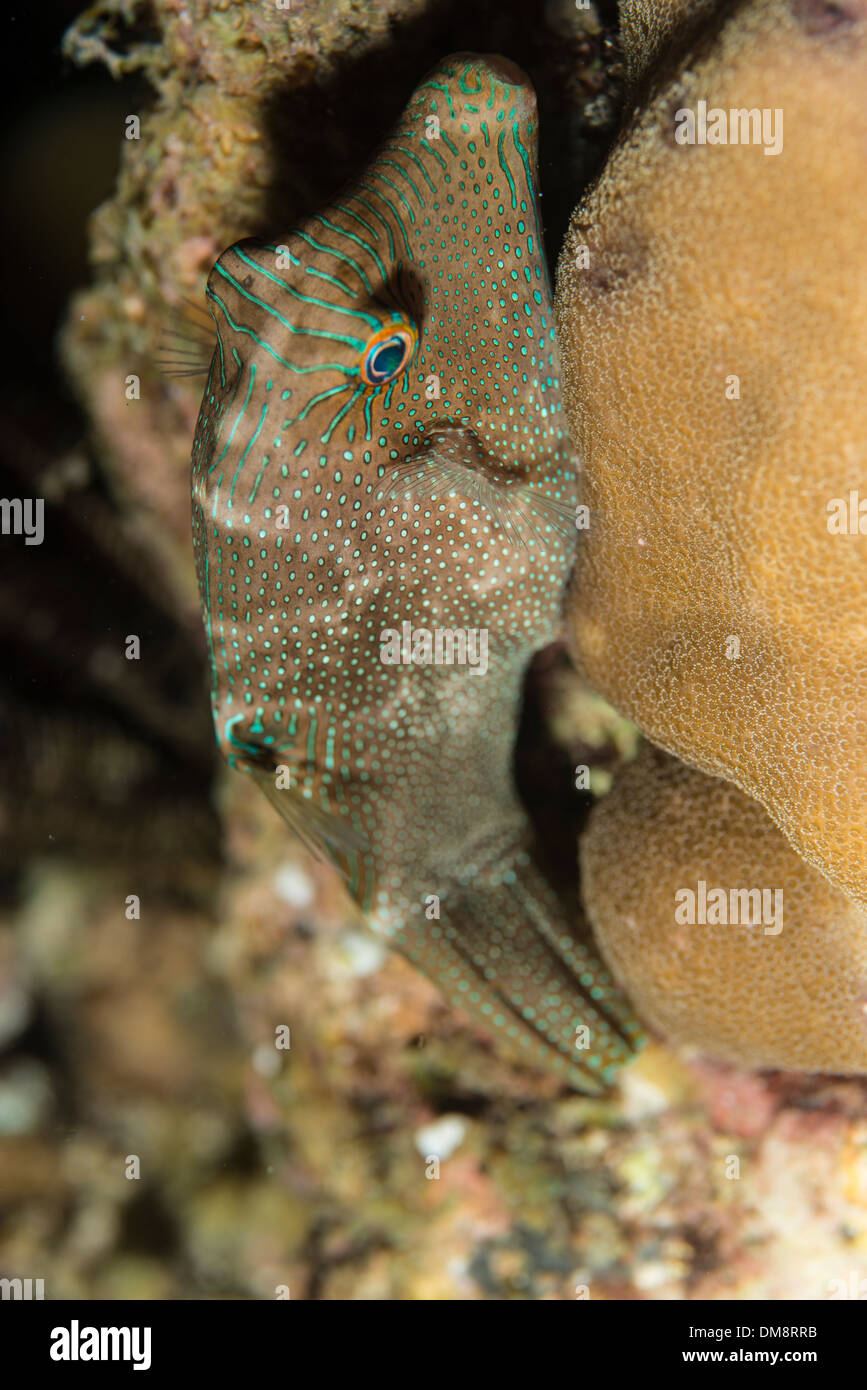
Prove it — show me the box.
[360,319,418,387]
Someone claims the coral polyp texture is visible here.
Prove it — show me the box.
[617,0,720,79]
[582,745,867,1073]
[557,0,867,912]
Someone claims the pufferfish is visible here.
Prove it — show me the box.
[190,53,643,1093]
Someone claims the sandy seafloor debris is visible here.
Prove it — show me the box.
[4,796,867,1300]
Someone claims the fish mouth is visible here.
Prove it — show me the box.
[220,716,369,863]
[376,423,576,548]
[220,714,277,771]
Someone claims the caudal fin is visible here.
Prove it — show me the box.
[391,846,644,1094]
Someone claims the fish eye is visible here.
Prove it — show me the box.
[360,317,418,387]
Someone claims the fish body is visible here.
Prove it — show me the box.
[191,54,642,1091]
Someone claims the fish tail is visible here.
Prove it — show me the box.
[390,843,644,1093]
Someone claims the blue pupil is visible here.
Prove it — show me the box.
[369,337,406,380]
